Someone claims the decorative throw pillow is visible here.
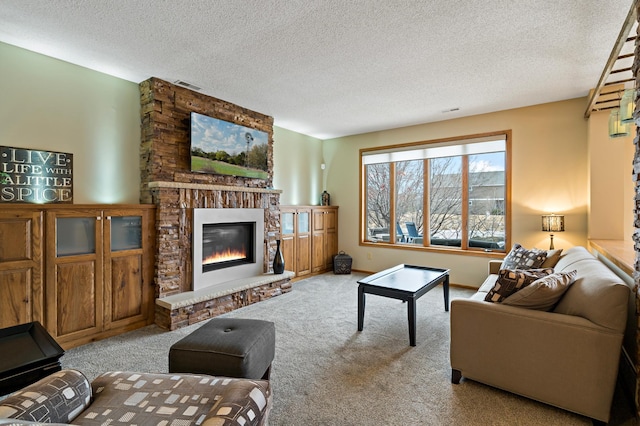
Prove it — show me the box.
[0,369,91,423]
[500,243,548,270]
[502,270,577,311]
[540,248,563,268]
[484,268,553,303]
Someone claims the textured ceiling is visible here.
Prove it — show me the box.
[0,1,634,139]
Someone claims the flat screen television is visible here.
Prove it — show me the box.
[190,112,269,179]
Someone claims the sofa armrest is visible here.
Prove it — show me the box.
[0,369,91,424]
[488,260,502,275]
[201,378,272,426]
[450,298,623,422]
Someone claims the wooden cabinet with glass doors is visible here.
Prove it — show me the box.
[280,207,312,277]
[281,206,338,277]
[0,204,155,349]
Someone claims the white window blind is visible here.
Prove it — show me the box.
[362,135,506,165]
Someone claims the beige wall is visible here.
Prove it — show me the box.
[5,42,630,287]
[324,98,591,287]
[587,109,635,240]
[273,126,323,206]
[1,42,141,204]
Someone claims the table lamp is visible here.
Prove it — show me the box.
[541,214,564,250]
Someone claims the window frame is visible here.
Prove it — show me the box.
[360,130,511,256]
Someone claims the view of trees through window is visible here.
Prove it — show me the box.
[363,135,508,251]
[365,163,391,237]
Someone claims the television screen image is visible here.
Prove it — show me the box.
[190,112,269,179]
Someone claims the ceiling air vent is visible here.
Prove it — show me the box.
[174,80,202,91]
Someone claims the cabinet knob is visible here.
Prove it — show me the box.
[106,216,111,220]
[97,217,101,220]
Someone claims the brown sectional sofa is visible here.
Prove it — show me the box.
[0,369,271,425]
[450,246,629,424]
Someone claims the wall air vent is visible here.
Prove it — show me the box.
[174,80,202,91]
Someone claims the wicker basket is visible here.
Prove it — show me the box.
[333,251,352,274]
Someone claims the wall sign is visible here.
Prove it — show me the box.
[0,146,73,203]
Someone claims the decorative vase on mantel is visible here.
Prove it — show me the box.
[273,239,285,274]
[321,190,330,206]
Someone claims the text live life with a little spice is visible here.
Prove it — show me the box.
[1,146,73,203]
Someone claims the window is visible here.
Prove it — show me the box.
[361,131,510,252]
[365,163,391,241]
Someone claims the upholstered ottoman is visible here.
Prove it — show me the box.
[169,318,275,380]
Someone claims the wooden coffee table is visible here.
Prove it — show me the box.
[357,264,449,346]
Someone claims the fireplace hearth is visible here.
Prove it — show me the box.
[193,208,265,292]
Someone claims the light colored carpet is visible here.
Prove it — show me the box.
[63,272,635,425]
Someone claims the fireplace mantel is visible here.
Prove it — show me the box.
[148,181,282,194]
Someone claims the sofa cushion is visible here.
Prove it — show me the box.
[484,268,553,303]
[502,270,577,311]
[553,246,594,272]
[553,256,629,331]
[478,274,499,293]
[500,243,548,270]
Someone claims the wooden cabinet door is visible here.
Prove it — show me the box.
[281,234,295,274]
[103,208,153,330]
[281,207,311,277]
[280,210,296,275]
[324,208,338,269]
[296,209,312,276]
[45,210,103,346]
[0,209,43,328]
[311,209,326,273]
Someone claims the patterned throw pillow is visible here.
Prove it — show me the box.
[500,243,548,270]
[0,369,91,423]
[503,270,577,311]
[484,268,554,303]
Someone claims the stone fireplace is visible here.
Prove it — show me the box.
[139,78,292,330]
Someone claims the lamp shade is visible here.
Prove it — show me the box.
[541,214,565,233]
[609,108,630,138]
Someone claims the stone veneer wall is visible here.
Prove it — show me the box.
[139,78,288,328]
[633,4,640,416]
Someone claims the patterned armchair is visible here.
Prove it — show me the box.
[0,369,271,425]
